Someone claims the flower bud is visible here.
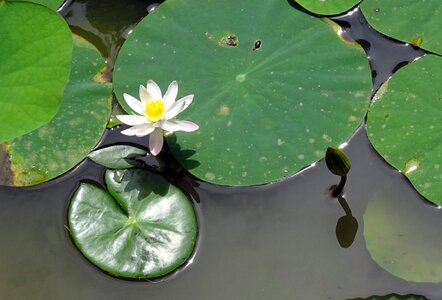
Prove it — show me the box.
[325,146,351,176]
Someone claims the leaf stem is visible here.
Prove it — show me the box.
[337,195,352,216]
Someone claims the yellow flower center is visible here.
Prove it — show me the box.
[145,100,165,122]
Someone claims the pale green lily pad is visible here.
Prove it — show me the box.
[364,189,442,283]
[367,55,442,206]
[6,35,112,186]
[88,145,147,169]
[68,168,198,279]
[361,0,442,54]
[294,0,361,15]
[0,0,72,143]
[113,0,371,186]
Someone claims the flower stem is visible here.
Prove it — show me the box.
[332,175,347,197]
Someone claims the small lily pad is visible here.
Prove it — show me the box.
[88,145,147,169]
[361,0,442,55]
[367,55,442,206]
[294,0,361,15]
[0,0,72,143]
[68,168,198,279]
[113,0,371,186]
[6,35,112,186]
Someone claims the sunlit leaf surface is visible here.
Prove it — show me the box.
[0,1,72,143]
[26,0,65,10]
[361,0,442,55]
[367,55,442,206]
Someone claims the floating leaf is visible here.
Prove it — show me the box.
[88,145,147,169]
[0,1,72,143]
[25,0,65,10]
[294,0,361,15]
[68,168,198,279]
[361,0,442,55]
[367,55,442,206]
[113,0,371,186]
[5,35,112,186]
[364,190,442,283]
[348,294,427,300]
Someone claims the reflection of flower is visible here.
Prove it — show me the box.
[117,80,198,156]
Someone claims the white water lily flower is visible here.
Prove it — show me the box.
[117,80,199,156]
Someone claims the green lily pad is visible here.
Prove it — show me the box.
[113,0,371,186]
[68,168,198,279]
[361,0,442,55]
[88,145,147,169]
[367,55,442,206]
[0,0,72,143]
[294,0,361,15]
[6,35,112,186]
[25,0,65,10]
[364,190,442,283]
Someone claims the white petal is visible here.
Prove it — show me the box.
[177,95,194,112]
[146,80,162,100]
[123,93,145,115]
[149,128,164,155]
[139,85,153,104]
[164,99,186,120]
[116,114,147,126]
[121,124,155,137]
[164,95,194,119]
[162,120,199,132]
[163,81,178,109]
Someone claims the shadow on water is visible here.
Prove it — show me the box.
[335,196,358,249]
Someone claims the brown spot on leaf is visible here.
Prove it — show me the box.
[219,34,238,47]
[0,143,14,186]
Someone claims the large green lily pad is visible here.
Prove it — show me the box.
[367,55,442,206]
[0,0,72,143]
[6,35,112,186]
[68,168,198,279]
[26,0,65,10]
[361,0,442,55]
[113,0,371,186]
[364,190,442,283]
[294,0,361,15]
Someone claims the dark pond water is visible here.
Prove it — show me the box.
[1,1,441,299]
